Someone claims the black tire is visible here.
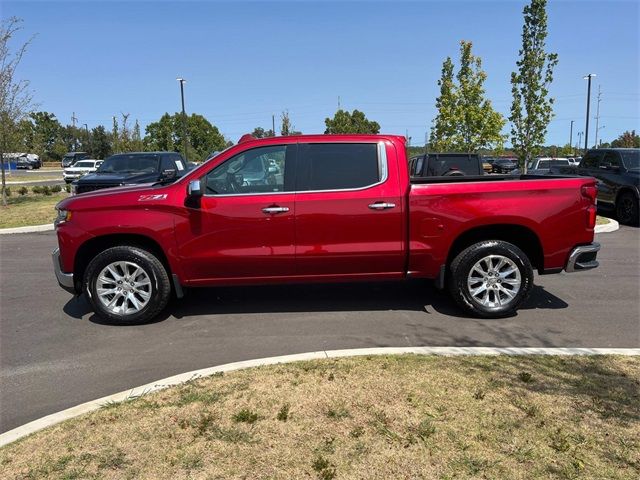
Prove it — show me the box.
[84,246,171,325]
[447,240,534,318]
[616,192,639,226]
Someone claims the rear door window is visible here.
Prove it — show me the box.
[582,152,602,168]
[297,143,380,191]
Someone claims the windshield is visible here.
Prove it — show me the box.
[74,161,95,168]
[621,150,639,169]
[97,154,159,174]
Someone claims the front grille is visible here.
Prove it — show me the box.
[76,184,120,195]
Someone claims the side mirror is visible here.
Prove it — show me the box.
[185,179,202,208]
[187,179,202,197]
[161,168,177,180]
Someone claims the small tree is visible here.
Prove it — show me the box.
[429,41,505,152]
[429,57,458,151]
[509,0,558,172]
[280,110,292,136]
[0,17,35,206]
[324,109,380,134]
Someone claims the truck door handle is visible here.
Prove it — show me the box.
[368,202,396,210]
[262,206,290,214]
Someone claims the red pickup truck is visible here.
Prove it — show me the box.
[53,134,600,324]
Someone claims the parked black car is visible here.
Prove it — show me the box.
[72,152,188,195]
[560,148,639,225]
[16,154,42,169]
[61,152,90,168]
[409,153,484,177]
[491,158,518,174]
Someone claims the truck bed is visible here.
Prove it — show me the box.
[410,174,579,184]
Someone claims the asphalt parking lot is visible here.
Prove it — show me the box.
[1,226,638,433]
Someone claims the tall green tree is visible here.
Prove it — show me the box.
[29,112,62,159]
[0,17,35,205]
[429,41,505,152]
[89,125,111,159]
[324,109,380,134]
[429,57,458,151]
[509,0,558,171]
[144,112,226,161]
[455,41,506,152]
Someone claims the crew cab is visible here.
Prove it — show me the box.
[53,135,600,324]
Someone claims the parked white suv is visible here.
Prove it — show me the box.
[63,159,103,183]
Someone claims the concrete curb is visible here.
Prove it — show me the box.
[1,346,638,448]
[0,223,54,235]
[595,217,620,233]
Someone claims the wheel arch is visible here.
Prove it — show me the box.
[74,233,172,291]
[446,224,544,273]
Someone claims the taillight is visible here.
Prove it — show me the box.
[581,185,597,204]
[587,206,597,229]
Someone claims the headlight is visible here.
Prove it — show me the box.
[54,209,72,226]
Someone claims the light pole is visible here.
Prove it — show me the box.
[177,77,188,160]
[569,120,574,153]
[577,131,583,156]
[583,73,596,151]
[83,123,89,151]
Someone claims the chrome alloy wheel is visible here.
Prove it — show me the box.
[96,261,152,315]
[466,254,521,309]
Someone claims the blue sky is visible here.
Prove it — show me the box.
[4,0,639,146]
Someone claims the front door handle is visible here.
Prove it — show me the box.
[368,202,396,210]
[262,206,290,214]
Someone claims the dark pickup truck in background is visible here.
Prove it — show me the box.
[72,152,188,195]
[558,148,639,225]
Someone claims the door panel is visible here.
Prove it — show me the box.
[178,194,296,281]
[177,143,296,282]
[294,142,404,276]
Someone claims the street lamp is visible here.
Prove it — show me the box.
[583,73,596,151]
[83,123,89,151]
[177,77,188,161]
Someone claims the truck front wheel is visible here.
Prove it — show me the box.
[447,240,533,318]
[84,246,171,325]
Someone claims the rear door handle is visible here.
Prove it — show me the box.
[368,202,396,210]
[262,206,290,214]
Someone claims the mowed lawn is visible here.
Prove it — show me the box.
[1,355,638,479]
[0,188,67,228]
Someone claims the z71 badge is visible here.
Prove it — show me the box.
[138,194,168,201]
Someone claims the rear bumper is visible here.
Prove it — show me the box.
[565,242,600,273]
[52,248,76,294]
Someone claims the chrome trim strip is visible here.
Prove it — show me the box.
[202,141,389,198]
[52,248,74,288]
[565,242,600,273]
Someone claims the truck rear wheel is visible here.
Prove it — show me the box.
[84,246,171,325]
[616,192,639,226]
[447,240,533,318]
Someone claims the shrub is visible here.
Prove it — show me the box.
[232,408,258,424]
[17,186,28,196]
[51,184,62,193]
[32,185,42,194]
[64,184,71,193]
[42,186,52,196]
[4,187,10,197]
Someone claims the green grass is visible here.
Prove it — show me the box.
[1,355,638,479]
[0,187,67,228]
[596,215,611,225]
